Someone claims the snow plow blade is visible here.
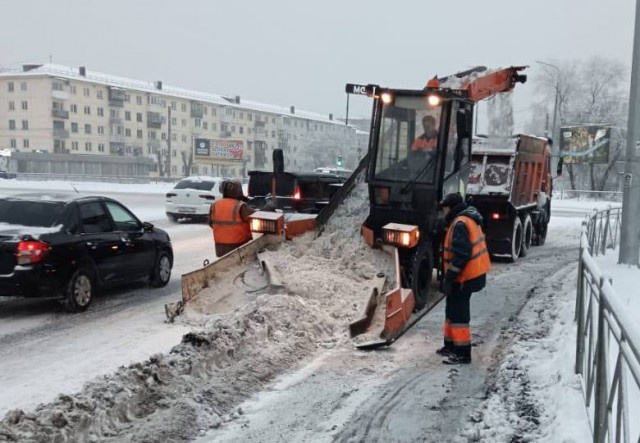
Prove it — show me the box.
[164,234,284,322]
[349,247,445,349]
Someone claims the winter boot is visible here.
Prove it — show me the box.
[442,353,471,365]
[436,346,455,356]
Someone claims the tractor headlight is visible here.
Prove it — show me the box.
[249,211,284,235]
[382,223,420,248]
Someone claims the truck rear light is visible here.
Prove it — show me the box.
[491,212,500,220]
[382,223,420,248]
[292,187,302,201]
[16,241,50,265]
[199,194,215,201]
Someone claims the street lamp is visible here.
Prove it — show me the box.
[535,60,561,153]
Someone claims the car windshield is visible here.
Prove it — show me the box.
[174,179,216,191]
[0,200,65,227]
[373,95,443,184]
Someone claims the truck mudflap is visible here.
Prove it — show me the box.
[349,246,445,349]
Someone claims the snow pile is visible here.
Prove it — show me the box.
[0,173,394,442]
[460,263,592,443]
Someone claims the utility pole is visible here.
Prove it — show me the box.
[167,106,172,178]
[536,60,561,154]
[620,0,640,265]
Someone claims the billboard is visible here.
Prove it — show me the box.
[194,139,244,162]
[560,124,611,164]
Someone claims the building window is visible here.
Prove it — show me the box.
[272,117,276,124]
[70,85,77,94]
[98,126,105,135]
[125,128,131,137]
[125,111,131,121]
[10,139,16,148]
[72,141,79,151]
[83,87,90,97]
[181,103,187,112]
[110,109,117,118]
[239,126,244,134]
[97,90,103,99]
[231,125,236,133]
[71,104,78,113]
[240,112,244,120]
[161,132,166,140]
[182,119,186,127]
[98,143,105,152]
[181,134,187,142]
[171,133,177,141]
[172,165,177,173]
[84,106,91,115]
[85,124,91,134]
[133,112,141,122]
[23,139,29,148]
[136,95,143,105]
[85,142,92,152]
[248,113,252,121]
[137,129,143,139]
[71,122,78,133]
[20,82,27,91]
[149,131,156,140]
[212,122,217,131]
[203,121,208,130]
[171,117,177,126]
[9,120,16,130]
[21,101,27,110]
[195,118,201,128]
[7,82,14,92]
[271,130,276,138]
[212,107,217,116]
[22,120,28,130]
[8,101,14,111]
[171,101,177,110]
[98,107,104,117]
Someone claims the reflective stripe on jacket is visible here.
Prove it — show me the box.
[443,215,491,283]
[210,198,252,245]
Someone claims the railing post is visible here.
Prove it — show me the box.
[601,210,610,255]
[593,276,609,443]
[575,240,586,375]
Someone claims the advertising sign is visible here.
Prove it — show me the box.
[194,138,210,156]
[560,125,611,164]
[194,139,244,162]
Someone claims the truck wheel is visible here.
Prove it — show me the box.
[509,217,523,263]
[532,210,548,246]
[64,268,94,313]
[520,215,533,257]
[410,241,433,311]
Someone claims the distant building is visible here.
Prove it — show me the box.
[0,64,364,178]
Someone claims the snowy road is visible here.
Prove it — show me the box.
[196,218,585,443]
[0,186,215,417]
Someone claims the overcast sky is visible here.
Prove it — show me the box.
[0,0,636,127]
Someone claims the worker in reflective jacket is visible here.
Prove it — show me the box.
[209,180,254,257]
[411,115,438,151]
[437,192,491,365]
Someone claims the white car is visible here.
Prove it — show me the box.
[165,176,224,222]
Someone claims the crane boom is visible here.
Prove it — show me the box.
[426,65,527,102]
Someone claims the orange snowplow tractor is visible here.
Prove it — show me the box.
[285,218,316,240]
[382,288,415,339]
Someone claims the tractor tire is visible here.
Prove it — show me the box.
[410,241,433,311]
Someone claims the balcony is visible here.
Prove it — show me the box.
[108,87,126,107]
[53,128,70,139]
[146,112,162,129]
[191,102,204,118]
[110,133,126,144]
[51,89,70,100]
[51,109,69,119]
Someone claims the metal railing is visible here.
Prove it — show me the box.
[555,189,623,202]
[575,206,640,443]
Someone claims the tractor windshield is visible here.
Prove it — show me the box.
[373,95,443,184]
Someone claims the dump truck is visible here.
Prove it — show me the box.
[466,134,559,262]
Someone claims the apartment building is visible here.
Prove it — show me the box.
[0,64,366,178]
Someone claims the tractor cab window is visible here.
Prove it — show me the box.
[374,95,442,184]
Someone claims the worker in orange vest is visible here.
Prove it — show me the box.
[209,180,254,257]
[437,192,491,365]
[411,115,438,151]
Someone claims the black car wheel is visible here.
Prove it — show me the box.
[151,251,172,287]
[64,268,94,313]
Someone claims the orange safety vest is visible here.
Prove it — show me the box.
[411,136,437,151]
[210,198,252,245]
[443,215,491,283]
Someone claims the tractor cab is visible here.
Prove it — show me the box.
[363,87,474,247]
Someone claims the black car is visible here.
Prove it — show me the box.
[0,170,16,179]
[0,193,173,312]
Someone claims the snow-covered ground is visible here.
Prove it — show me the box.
[0,180,625,442]
[0,178,176,194]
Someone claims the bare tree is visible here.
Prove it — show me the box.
[181,150,193,177]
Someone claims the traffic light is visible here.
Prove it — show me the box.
[336,155,343,167]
